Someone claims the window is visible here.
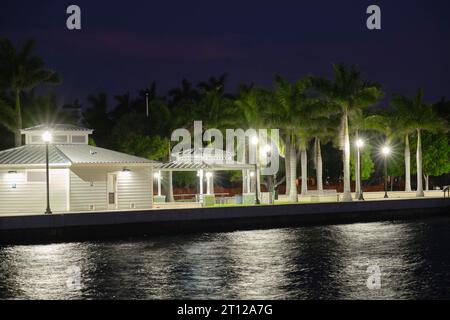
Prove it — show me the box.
[31,135,43,143]
[27,171,46,182]
[53,135,68,143]
[71,135,87,144]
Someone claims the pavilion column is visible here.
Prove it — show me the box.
[157,170,162,196]
[249,171,256,193]
[243,170,249,194]
[206,171,214,195]
[198,169,204,202]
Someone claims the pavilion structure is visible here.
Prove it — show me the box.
[157,148,255,203]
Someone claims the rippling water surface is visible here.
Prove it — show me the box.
[1,217,450,299]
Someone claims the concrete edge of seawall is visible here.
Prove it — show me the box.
[1,198,450,245]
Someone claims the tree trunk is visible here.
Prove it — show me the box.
[315,137,323,192]
[342,113,352,202]
[404,134,411,192]
[300,148,308,195]
[165,171,175,202]
[288,134,298,202]
[15,89,22,147]
[416,129,424,197]
[424,174,429,191]
[285,134,291,196]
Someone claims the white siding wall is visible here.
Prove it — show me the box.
[0,168,69,214]
[69,167,153,212]
[70,170,107,211]
[117,168,153,210]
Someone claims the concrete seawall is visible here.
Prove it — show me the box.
[1,198,450,244]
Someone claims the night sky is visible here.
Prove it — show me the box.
[1,0,449,106]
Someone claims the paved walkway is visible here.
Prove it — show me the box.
[0,191,446,218]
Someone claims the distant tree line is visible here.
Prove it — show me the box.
[1,38,449,198]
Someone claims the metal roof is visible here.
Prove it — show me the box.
[0,144,159,166]
[57,145,158,165]
[159,160,212,171]
[21,124,93,133]
[0,145,70,165]
[159,160,253,171]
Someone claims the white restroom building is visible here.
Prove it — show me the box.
[0,124,159,214]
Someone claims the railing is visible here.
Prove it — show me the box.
[174,193,230,202]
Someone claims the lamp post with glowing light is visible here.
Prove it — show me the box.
[250,135,260,204]
[381,146,391,199]
[42,131,52,214]
[356,139,365,201]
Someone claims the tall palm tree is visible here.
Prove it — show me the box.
[365,106,416,192]
[0,39,61,146]
[391,89,447,197]
[82,93,111,147]
[234,87,273,195]
[309,116,339,191]
[272,75,313,200]
[311,64,383,201]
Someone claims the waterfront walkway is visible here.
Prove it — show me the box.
[0,190,445,217]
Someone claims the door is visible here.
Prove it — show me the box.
[107,173,118,209]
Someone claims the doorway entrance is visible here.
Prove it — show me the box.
[107,173,118,209]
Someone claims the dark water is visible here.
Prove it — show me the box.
[1,217,450,300]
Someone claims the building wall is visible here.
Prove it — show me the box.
[0,168,69,214]
[69,169,108,211]
[117,168,153,210]
[69,167,153,212]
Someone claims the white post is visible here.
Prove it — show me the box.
[206,172,211,195]
[198,170,204,201]
[246,169,251,194]
[157,171,162,196]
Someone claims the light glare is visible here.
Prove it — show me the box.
[42,131,52,143]
[356,139,364,148]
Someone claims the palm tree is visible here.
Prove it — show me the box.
[391,89,447,197]
[272,75,313,200]
[234,87,273,195]
[82,93,111,147]
[365,105,416,192]
[309,116,339,192]
[311,64,383,201]
[0,39,61,146]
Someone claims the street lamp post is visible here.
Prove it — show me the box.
[254,162,260,205]
[382,146,391,199]
[356,139,365,201]
[42,131,52,214]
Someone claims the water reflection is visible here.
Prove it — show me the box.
[1,217,450,299]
